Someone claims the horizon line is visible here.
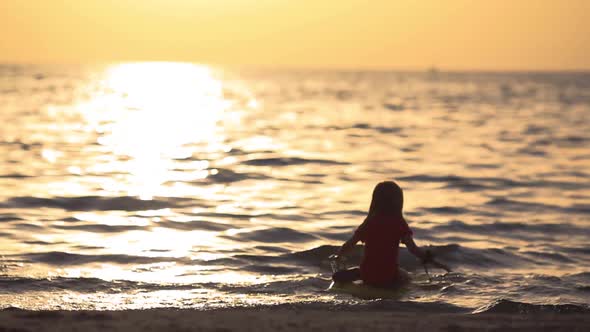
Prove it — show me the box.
[1,61,589,74]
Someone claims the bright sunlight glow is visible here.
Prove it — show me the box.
[95,62,227,199]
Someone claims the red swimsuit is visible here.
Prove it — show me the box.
[354,215,413,286]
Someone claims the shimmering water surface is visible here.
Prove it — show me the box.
[1,63,589,312]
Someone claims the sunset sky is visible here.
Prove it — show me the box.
[1,0,589,70]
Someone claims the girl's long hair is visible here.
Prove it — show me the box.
[366,181,404,219]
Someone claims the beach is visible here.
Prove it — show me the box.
[2,306,590,332]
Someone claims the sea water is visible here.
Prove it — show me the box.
[0,63,589,312]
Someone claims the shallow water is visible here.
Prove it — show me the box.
[1,63,589,312]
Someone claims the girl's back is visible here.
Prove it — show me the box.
[355,214,412,286]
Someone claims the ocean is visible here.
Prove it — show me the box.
[0,63,589,313]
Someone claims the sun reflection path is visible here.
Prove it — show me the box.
[95,62,227,199]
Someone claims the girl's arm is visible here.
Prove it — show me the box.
[336,232,362,257]
[401,234,428,261]
[401,234,452,272]
[334,219,369,258]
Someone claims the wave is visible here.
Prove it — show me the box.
[222,227,318,243]
[0,173,31,179]
[241,264,301,274]
[19,251,187,265]
[520,250,576,263]
[566,272,590,279]
[419,206,473,215]
[284,244,344,263]
[157,219,232,232]
[220,276,329,295]
[0,195,195,212]
[486,197,590,214]
[0,214,23,222]
[428,220,590,238]
[530,135,589,148]
[200,243,530,273]
[474,299,590,314]
[53,224,146,233]
[398,174,588,191]
[6,242,585,282]
[281,244,435,271]
[205,168,269,183]
[350,123,404,134]
[279,243,543,271]
[383,102,405,111]
[316,210,367,217]
[243,157,348,167]
[0,276,199,294]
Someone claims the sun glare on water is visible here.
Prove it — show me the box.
[92,62,227,199]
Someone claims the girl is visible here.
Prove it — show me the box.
[332,181,446,287]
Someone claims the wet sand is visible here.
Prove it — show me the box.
[1,307,589,332]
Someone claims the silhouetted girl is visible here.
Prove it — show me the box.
[332,181,443,287]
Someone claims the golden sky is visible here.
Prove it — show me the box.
[1,0,589,70]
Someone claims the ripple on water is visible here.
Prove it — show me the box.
[52,223,147,233]
[221,227,318,243]
[0,196,195,211]
[242,157,348,167]
[20,251,187,265]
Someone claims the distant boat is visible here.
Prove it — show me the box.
[427,66,440,79]
[427,66,439,75]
